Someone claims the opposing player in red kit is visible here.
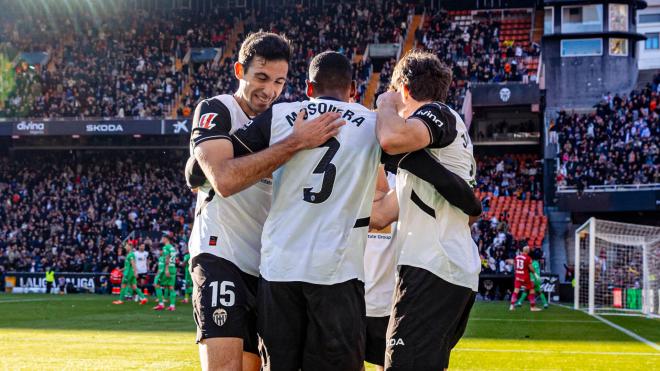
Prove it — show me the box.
[510,246,542,312]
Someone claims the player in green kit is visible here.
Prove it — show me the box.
[113,242,148,305]
[153,233,178,311]
[515,249,549,308]
[182,249,192,304]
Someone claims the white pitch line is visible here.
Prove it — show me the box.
[455,347,660,356]
[470,318,598,323]
[592,314,660,352]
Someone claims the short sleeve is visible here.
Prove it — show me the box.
[408,102,458,149]
[190,98,233,149]
[380,152,405,173]
[231,107,273,156]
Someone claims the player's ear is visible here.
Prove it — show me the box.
[402,84,410,101]
[306,80,314,98]
[234,62,244,80]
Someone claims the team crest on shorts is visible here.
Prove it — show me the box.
[209,236,218,246]
[213,308,228,327]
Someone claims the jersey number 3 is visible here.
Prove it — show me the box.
[303,138,340,204]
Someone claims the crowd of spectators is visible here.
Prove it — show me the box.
[0,149,548,279]
[552,76,660,188]
[1,3,548,119]
[473,214,525,275]
[414,9,539,109]
[178,1,412,113]
[5,0,415,119]
[474,153,543,201]
[0,3,242,119]
[0,150,194,276]
[470,153,544,276]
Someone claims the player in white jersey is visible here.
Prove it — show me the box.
[134,243,149,290]
[230,51,481,371]
[373,51,481,370]
[185,32,343,371]
[231,52,379,371]
[364,168,397,371]
[367,154,481,371]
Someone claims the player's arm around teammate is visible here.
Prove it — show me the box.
[193,100,344,198]
[376,92,481,217]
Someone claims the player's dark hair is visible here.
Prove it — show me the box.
[308,51,353,92]
[238,31,292,71]
[390,50,452,103]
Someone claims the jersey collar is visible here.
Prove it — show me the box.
[314,96,342,102]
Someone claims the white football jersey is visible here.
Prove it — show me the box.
[365,171,397,317]
[394,102,481,291]
[232,97,382,284]
[134,250,149,274]
[188,94,272,276]
[365,224,397,317]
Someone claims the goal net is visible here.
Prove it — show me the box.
[574,218,660,317]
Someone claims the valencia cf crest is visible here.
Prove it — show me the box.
[213,308,228,327]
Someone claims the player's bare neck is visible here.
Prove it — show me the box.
[233,92,258,118]
[312,90,349,103]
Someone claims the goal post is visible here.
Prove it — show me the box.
[574,218,660,317]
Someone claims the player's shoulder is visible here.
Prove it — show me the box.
[203,94,235,108]
[411,101,457,124]
[269,101,302,119]
[345,101,375,117]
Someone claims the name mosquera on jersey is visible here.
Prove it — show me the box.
[283,102,367,127]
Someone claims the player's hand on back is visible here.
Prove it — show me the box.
[287,109,345,150]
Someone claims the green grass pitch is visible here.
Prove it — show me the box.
[1,294,658,370]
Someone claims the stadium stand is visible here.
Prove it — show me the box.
[0,3,551,277]
[414,8,540,109]
[0,1,413,119]
[0,5,245,119]
[0,150,194,273]
[472,154,546,274]
[552,75,660,189]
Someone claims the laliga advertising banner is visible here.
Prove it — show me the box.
[10,119,163,136]
[4,272,109,293]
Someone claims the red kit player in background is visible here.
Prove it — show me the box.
[510,246,542,312]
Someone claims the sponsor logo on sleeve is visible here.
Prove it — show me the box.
[417,110,443,126]
[198,113,217,130]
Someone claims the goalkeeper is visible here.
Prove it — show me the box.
[182,248,192,304]
[113,242,148,305]
[516,249,548,308]
[153,232,178,311]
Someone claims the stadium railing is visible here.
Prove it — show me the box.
[557,183,660,193]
